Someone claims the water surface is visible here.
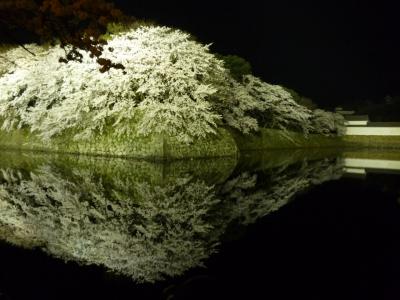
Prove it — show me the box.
[0,149,399,299]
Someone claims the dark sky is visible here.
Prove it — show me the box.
[116,0,399,109]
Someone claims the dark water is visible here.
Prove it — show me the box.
[0,149,399,300]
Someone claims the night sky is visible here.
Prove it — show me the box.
[117,0,399,109]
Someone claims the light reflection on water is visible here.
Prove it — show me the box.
[0,149,399,298]
[0,149,346,281]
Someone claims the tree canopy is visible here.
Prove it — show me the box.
[0,25,344,142]
[217,54,252,81]
[0,0,131,72]
[0,26,226,142]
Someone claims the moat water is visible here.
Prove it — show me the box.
[0,149,399,300]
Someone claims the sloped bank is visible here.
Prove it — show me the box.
[342,135,400,149]
[0,126,238,161]
[230,128,346,151]
[232,129,400,151]
[0,126,349,160]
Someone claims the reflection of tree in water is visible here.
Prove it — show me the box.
[0,166,220,282]
[0,155,343,282]
[210,158,344,239]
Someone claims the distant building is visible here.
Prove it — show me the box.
[344,117,400,136]
[335,107,400,136]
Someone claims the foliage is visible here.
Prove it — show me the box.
[0,26,226,143]
[217,75,314,135]
[0,44,18,76]
[100,20,157,41]
[298,96,318,110]
[311,109,346,136]
[0,0,131,72]
[217,54,252,81]
[212,75,260,134]
[0,24,344,143]
[283,87,318,110]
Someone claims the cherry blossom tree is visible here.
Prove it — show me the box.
[0,25,344,143]
[0,26,226,142]
[216,75,314,135]
[311,109,346,136]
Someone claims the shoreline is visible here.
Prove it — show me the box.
[0,127,399,160]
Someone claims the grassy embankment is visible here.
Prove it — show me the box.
[231,128,400,152]
[230,128,346,151]
[0,125,238,161]
[1,124,400,160]
[342,135,400,149]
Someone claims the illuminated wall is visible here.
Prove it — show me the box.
[343,158,400,171]
[345,126,400,136]
[344,120,368,126]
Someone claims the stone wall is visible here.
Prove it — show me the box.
[0,126,238,161]
[7,125,388,160]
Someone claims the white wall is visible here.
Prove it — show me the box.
[345,126,400,136]
[344,120,368,126]
[343,158,400,171]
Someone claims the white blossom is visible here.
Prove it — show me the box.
[216,75,314,135]
[0,26,342,142]
[0,27,225,142]
[311,109,346,136]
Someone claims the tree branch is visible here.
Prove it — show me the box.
[0,20,36,56]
